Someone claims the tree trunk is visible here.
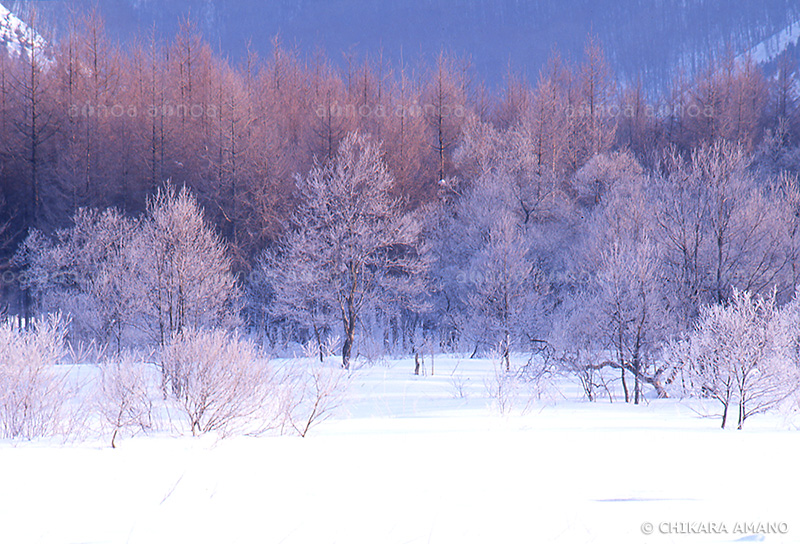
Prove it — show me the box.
[314,324,324,363]
[737,398,745,430]
[721,402,729,429]
[633,349,641,405]
[342,330,353,369]
[341,264,359,370]
[342,313,356,370]
[621,367,629,403]
[503,329,511,372]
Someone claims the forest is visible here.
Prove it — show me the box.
[3,10,800,439]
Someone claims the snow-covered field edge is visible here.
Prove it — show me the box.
[1,354,799,544]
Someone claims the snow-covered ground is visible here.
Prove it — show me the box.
[1,355,798,544]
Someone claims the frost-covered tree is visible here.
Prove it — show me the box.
[669,289,800,429]
[467,209,543,370]
[128,185,241,346]
[260,239,338,362]
[654,142,793,327]
[595,164,672,402]
[459,178,547,370]
[16,186,240,349]
[15,207,137,349]
[561,152,674,401]
[433,119,560,363]
[264,132,427,369]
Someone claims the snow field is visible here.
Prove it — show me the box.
[0,355,798,544]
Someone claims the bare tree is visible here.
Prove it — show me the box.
[383,58,429,205]
[685,54,768,148]
[7,7,55,230]
[277,356,348,437]
[424,51,469,184]
[264,132,427,369]
[574,34,617,163]
[669,289,800,429]
[128,185,241,347]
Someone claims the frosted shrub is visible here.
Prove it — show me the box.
[450,371,470,399]
[484,355,519,415]
[276,357,348,437]
[96,351,155,448]
[161,328,274,436]
[301,334,340,361]
[484,348,555,415]
[15,187,240,351]
[0,314,72,439]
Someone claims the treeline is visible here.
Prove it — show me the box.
[2,15,798,261]
[5,13,800,400]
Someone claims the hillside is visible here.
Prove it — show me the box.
[0,1,44,60]
[6,0,800,89]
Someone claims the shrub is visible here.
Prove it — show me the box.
[161,328,273,436]
[0,314,72,439]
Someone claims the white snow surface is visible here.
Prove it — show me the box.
[1,354,798,544]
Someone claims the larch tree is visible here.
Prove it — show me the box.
[383,60,431,206]
[574,34,616,163]
[8,10,54,230]
[309,58,349,162]
[77,10,122,206]
[424,51,470,185]
[773,51,799,132]
[523,52,572,176]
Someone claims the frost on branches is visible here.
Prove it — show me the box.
[0,314,74,439]
[16,185,241,350]
[161,328,273,436]
[263,132,428,369]
[667,289,800,429]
